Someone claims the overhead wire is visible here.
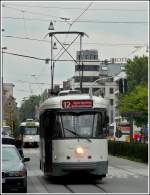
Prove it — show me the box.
[3,3,147,12]
[123,46,145,58]
[2,35,146,47]
[54,1,94,59]
[3,51,128,63]
[2,16,147,24]
[70,1,94,28]
[3,3,148,98]
[2,51,45,61]
[54,1,94,63]
[3,5,60,19]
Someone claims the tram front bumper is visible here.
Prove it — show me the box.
[51,161,108,176]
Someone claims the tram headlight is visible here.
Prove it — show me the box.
[75,147,85,156]
[29,136,32,140]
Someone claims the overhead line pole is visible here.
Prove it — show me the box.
[48,31,87,94]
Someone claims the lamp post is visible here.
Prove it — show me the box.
[2,47,7,85]
[47,21,57,95]
[1,47,7,123]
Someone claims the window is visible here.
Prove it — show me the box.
[102,66,108,71]
[110,99,114,106]
[2,146,21,161]
[111,110,114,123]
[60,112,103,138]
[24,127,38,135]
[75,65,99,71]
[100,88,105,97]
[109,88,114,94]
[74,76,99,83]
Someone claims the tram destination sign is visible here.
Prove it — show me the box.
[62,100,93,108]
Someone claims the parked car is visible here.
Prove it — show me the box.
[2,134,24,159]
[2,144,30,193]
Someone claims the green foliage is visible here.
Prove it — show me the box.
[19,95,41,122]
[118,56,148,126]
[108,141,148,163]
[125,56,148,91]
[118,84,148,125]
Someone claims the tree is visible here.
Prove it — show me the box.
[125,56,148,91]
[118,84,148,125]
[19,95,41,122]
[118,56,148,126]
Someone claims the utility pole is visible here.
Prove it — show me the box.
[129,113,134,144]
[1,46,7,124]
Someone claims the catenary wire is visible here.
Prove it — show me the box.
[3,51,128,63]
[2,35,146,47]
[2,16,147,24]
[3,3,147,12]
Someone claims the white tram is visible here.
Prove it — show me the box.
[39,94,109,179]
[20,119,39,147]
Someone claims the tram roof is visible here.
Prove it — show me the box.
[20,121,39,126]
[39,94,109,113]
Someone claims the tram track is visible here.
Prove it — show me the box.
[64,185,75,193]
[94,183,107,193]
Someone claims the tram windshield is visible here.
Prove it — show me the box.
[54,112,104,138]
[23,127,39,135]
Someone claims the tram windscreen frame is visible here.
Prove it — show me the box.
[21,126,39,135]
[52,110,106,139]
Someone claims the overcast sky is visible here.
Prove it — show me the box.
[1,1,148,107]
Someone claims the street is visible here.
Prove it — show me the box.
[24,147,148,193]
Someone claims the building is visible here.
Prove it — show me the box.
[63,50,127,125]
[72,49,100,93]
[114,71,127,123]
[2,83,17,131]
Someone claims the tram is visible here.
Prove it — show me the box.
[39,94,109,179]
[20,119,39,147]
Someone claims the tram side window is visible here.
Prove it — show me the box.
[94,113,103,137]
[52,115,63,139]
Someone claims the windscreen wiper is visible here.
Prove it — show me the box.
[63,128,92,142]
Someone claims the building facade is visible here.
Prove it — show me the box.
[73,50,100,93]
[2,83,17,131]
[62,49,128,126]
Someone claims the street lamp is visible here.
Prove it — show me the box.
[48,21,54,30]
[1,47,7,119]
[51,42,57,94]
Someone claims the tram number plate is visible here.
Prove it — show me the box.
[62,100,93,108]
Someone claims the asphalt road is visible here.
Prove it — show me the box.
[23,147,148,194]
